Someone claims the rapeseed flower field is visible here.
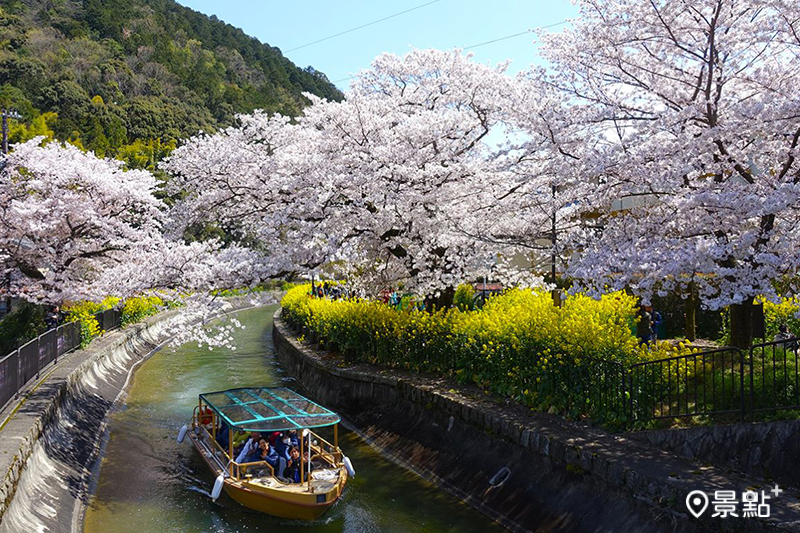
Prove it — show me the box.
[281,284,695,422]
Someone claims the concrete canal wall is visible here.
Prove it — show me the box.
[629,420,800,489]
[273,309,800,532]
[0,296,278,533]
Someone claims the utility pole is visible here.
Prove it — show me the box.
[2,109,21,155]
[1,109,21,317]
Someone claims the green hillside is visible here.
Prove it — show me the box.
[0,0,342,168]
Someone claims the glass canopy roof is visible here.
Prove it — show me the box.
[199,387,341,432]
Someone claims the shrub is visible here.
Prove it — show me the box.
[0,302,46,355]
[121,295,163,326]
[281,284,689,422]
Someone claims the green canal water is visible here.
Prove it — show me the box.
[84,306,502,533]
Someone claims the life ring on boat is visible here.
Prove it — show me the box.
[211,474,225,501]
[176,425,188,444]
[343,455,356,478]
[199,407,213,425]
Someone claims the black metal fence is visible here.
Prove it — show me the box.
[283,316,800,427]
[0,308,121,413]
[623,337,800,425]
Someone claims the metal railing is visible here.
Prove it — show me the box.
[625,337,800,425]
[628,347,747,422]
[0,308,121,412]
[283,316,800,427]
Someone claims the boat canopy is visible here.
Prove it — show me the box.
[199,387,341,432]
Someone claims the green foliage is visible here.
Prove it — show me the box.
[453,284,475,311]
[116,138,176,171]
[8,111,56,143]
[0,0,341,161]
[0,301,45,355]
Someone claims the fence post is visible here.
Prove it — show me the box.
[55,325,61,365]
[621,365,628,426]
[748,345,755,419]
[35,334,42,380]
[12,349,19,399]
[739,348,746,422]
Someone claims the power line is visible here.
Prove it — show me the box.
[465,20,567,50]
[331,20,569,85]
[287,0,441,53]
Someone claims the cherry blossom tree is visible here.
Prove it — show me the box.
[164,49,537,306]
[0,138,166,303]
[523,0,800,347]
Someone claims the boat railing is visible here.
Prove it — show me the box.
[306,430,343,465]
[191,409,235,469]
[204,426,233,460]
[309,451,338,466]
[234,460,276,479]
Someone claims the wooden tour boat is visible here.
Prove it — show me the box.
[177,386,354,521]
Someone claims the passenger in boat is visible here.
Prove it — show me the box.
[274,432,293,461]
[259,439,280,471]
[283,446,302,483]
[235,432,261,464]
[243,438,271,464]
[216,421,230,450]
[287,429,300,447]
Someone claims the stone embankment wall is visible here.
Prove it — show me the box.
[0,295,278,533]
[273,309,800,533]
[629,420,800,489]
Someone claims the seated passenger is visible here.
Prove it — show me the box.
[274,432,292,461]
[287,429,300,448]
[235,432,261,464]
[282,446,302,483]
[244,438,267,464]
[216,421,230,450]
[260,439,280,471]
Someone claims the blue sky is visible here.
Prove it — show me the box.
[177,0,579,91]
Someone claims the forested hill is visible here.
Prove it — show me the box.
[0,0,342,168]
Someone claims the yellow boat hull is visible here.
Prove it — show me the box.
[189,430,347,521]
[222,477,344,520]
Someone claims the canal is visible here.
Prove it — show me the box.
[83,305,502,532]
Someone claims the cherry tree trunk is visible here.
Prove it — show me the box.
[425,286,456,312]
[684,282,696,342]
[684,300,696,342]
[729,297,754,349]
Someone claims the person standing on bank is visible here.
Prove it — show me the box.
[651,309,663,342]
